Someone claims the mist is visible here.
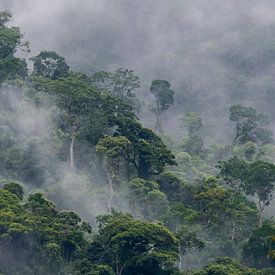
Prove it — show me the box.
[2,1,275,272]
[3,0,275,224]
[0,83,125,226]
[2,0,275,145]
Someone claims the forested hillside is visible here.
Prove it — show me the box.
[1,6,275,275]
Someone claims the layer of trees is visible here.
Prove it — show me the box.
[1,10,275,275]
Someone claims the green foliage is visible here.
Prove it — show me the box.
[90,68,141,111]
[229,104,273,145]
[243,221,275,268]
[0,10,11,26]
[176,225,205,257]
[207,144,233,164]
[150,80,175,111]
[0,184,91,274]
[233,141,257,161]
[86,212,179,275]
[150,79,175,132]
[157,172,191,204]
[91,68,140,98]
[96,136,132,175]
[2,180,24,200]
[1,10,275,274]
[181,112,202,136]
[30,71,135,171]
[110,68,140,98]
[127,178,169,220]
[180,112,204,157]
[193,257,254,275]
[219,158,275,225]
[0,11,28,83]
[181,134,204,156]
[116,118,176,178]
[96,136,133,211]
[89,264,115,275]
[31,51,70,79]
[256,144,275,163]
[169,152,206,181]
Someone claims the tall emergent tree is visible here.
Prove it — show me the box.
[116,118,176,179]
[0,10,28,83]
[219,157,275,225]
[90,68,141,111]
[243,221,275,268]
[96,136,132,212]
[229,104,273,145]
[91,68,140,98]
[41,74,101,169]
[181,112,204,156]
[86,212,179,275]
[31,50,70,79]
[150,80,174,132]
[176,226,205,271]
[0,183,91,274]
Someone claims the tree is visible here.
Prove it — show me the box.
[194,177,231,229]
[229,105,273,145]
[110,68,140,98]
[157,172,193,205]
[243,221,275,268]
[150,80,174,132]
[193,176,257,256]
[245,161,275,226]
[194,257,257,275]
[31,71,135,170]
[218,157,250,189]
[127,178,169,220]
[116,118,176,179]
[0,10,28,83]
[180,112,204,156]
[90,70,113,91]
[51,75,99,169]
[96,136,132,212]
[33,73,106,169]
[219,158,275,225]
[31,51,70,79]
[181,135,204,156]
[86,212,179,275]
[90,68,141,111]
[2,180,24,200]
[91,68,140,98]
[181,112,202,136]
[0,184,91,274]
[176,226,204,271]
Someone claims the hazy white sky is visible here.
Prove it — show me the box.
[3,0,275,142]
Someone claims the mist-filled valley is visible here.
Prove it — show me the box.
[1,1,275,274]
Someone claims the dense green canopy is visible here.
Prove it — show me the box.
[1,9,275,275]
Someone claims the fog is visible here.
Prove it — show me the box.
[2,2,275,271]
[0,83,122,226]
[3,0,275,145]
[3,0,275,217]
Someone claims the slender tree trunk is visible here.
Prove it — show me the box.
[116,253,125,275]
[231,221,236,242]
[107,172,114,213]
[176,217,180,231]
[154,107,162,133]
[70,124,77,169]
[258,200,265,227]
[178,245,182,270]
[126,153,131,180]
[234,120,241,145]
[187,248,191,274]
[197,257,202,269]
